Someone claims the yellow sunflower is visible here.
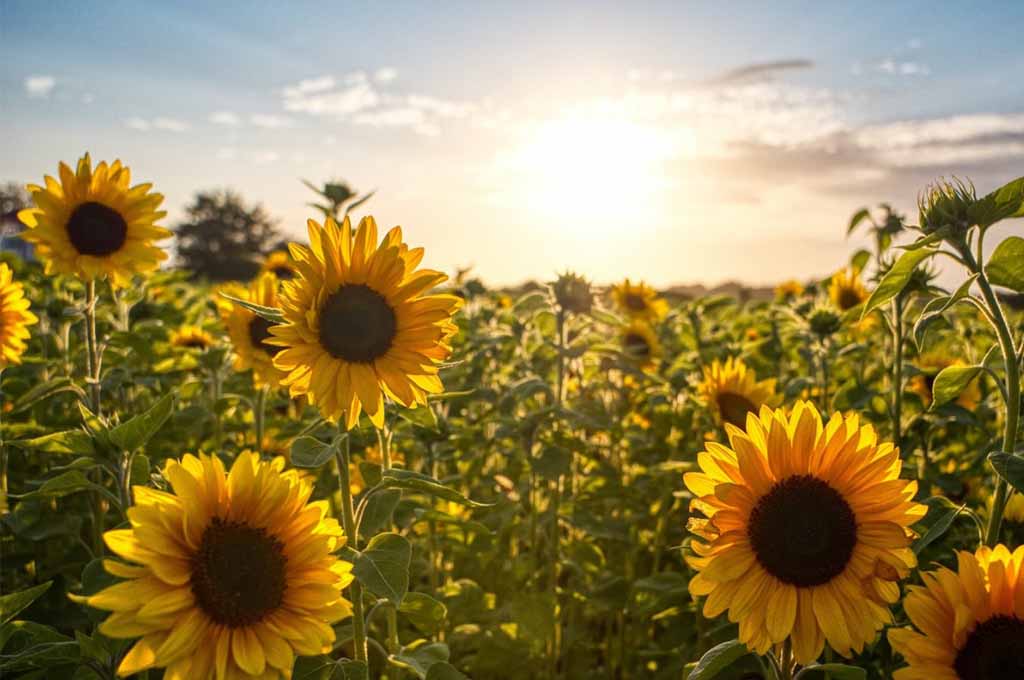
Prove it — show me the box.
[828,268,869,312]
[910,353,981,410]
[888,544,1024,680]
[684,401,926,665]
[83,451,353,679]
[18,153,170,286]
[698,357,779,429]
[269,216,462,429]
[221,273,287,389]
[611,278,668,321]
[0,263,38,369]
[260,251,298,281]
[169,325,215,351]
[775,279,805,302]
[620,320,661,370]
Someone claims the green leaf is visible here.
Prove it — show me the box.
[13,430,94,456]
[912,274,978,350]
[399,592,448,635]
[0,582,52,625]
[531,446,572,481]
[862,247,937,318]
[380,469,493,508]
[795,663,867,680]
[217,292,285,322]
[352,532,411,604]
[930,365,982,409]
[914,498,965,555]
[397,405,438,431]
[290,436,339,469]
[849,248,872,272]
[11,377,85,413]
[130,454,151,486]
[359,489,401,539]
[986,236,1024,292]
[847,208,871,236]
[425,662,469,680]
[988,452,1024,495]
[686,639,750,680]
[390,640,450,679]
[15,471,115,505]
[969,176,1024,229]
[109,393,174,451]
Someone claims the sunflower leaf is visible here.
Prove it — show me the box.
[12,430,95,456]
[109,392,175,452]
[389,640,450,679]
[861,247,937,319]
[985,235,1024,292]
[11,377,85,414]
[912,274,978,350]
[0,582,52,625]
[399,592,448,635]
[930,364,982,409]
[217,292,285,322]
[913,498,965,555]
[686,639,750,680]
[968,176,1024,229]
[794,663,867,680]
[425,662,469,680]
[988,452,1024,495]
[290,436,339,469]
[379,469,494,508]
[353,532,411,604]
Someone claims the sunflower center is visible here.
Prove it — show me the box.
[716,391,757,428]
[319,284,397,362]
[271,266,295,280]
[625,293,647,311]
[836,288,863,311]
[66,201,128,256]
[179,338,209,349]
[248,317,279,356]
[747,475,857,587]
[191,518,287,627]
[624,333,651,358]
[953,615,1024,680]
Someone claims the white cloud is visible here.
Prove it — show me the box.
[353,107,440,136]
[408,95,476,118]
[25,75,56,98]
[283,80,379,116]
[125,117,151,131]
[210,111,241,126]
[854,113,1024,167]
[250,114,294,128]
[375,67,398,83]
[282,75,336,99]
[250,151,280,164]
[215,147,237,161]
[124,117,190,132]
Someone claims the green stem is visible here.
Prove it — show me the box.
[778,639,794,680]
[892,294,904,450]
[84,280,102,414]
[335,432,368,662]
[254,385,269,454]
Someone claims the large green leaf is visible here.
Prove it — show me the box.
[989,452,1024,495]
[109,392,175,451]
[914,497,965,555]
[380,469,493,508]
[399,592,448,635]
[13,430,94,456]
[11,378,85,413]
[290,436,340,469]
[969,176,1024,229]
[862,247,937,318]
[359,489,402,539]
[985,236,1024,292]
[390,640,450,679]
[13,472,118,507]
[0,582,52,625]
[425,662,469,680]
[352,532,411,604]
[912,274,978,350]
[686,639,750,680]
[930,364,982,409]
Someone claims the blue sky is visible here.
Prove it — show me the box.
[3,1,1022,286]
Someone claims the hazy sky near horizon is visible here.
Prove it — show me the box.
[2,1,1022,287]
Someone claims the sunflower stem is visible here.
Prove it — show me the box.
[335,431,369,663]
[84,280,102,414]
[891,293,905,450]
[778,639,794,680]
[254,384,269,454]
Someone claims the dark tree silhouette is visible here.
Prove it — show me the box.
[174,190,282,281]
[0,182,29,221]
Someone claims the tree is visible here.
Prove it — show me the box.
[174,190,282,281]
[1,182,29,221]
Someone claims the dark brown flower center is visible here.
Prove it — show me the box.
[319,284,396,362]
[747,475,857,587]
[248,316,279,356]
[191,518,287,627]
[271,266,295,280]
[66,201,128,256]
[178,338,210,349]
[716,392,757,428]
[836,287,863,311]
[954,616,1024,680]
[624,333,651,358]
[625,293,647,311]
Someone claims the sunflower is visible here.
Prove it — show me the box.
[910,353,981,410]
[619,320,661,370]
[269,216,462,429]
[169,325,215,351]
[698,357,779,429]
[828,268,869,312]
[221,273,287,389]
[0,263,39,369]
[260,251,298,281]
[684,401,926,665]
[775,279,805,303]
[611,278,668,321]
[888,544,1024,680]
[18,153,170,286]
[83,451,353,679]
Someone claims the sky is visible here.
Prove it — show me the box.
[2,1,1023,288]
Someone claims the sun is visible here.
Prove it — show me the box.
[504,114,671,226]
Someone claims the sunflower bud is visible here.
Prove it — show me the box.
[918,178,975,237]
[550,271,593,315]
[808,306,842,338]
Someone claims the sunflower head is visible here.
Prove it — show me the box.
[775,279,805,303]
[619,320,661,370]
[0,263,39,369]
[889,544,1024,680]
[685,401,926,665]
[697,357,778,429]
[808,305,843,338]
[169,325,215,351]
[611,278,668,321]
[18,153,170,287]
[918,177,975,238]
[220,273,288,389]
[909,352,981,410]
[551,271,594,315]
[270,216,461,429]
[84,451,353,679]
[827,268,869,312]
[260,251,298,280]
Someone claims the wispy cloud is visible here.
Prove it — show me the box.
[283,74,378,116]
[374,67,398,83]
[209,111,241,126]
[124,117,190,132]
[709,59,814,85]
[24,75,56,98]
[250,114,294,128]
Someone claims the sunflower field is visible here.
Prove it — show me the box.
[0,156,1022,680]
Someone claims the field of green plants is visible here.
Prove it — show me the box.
[0,157,1022,680]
